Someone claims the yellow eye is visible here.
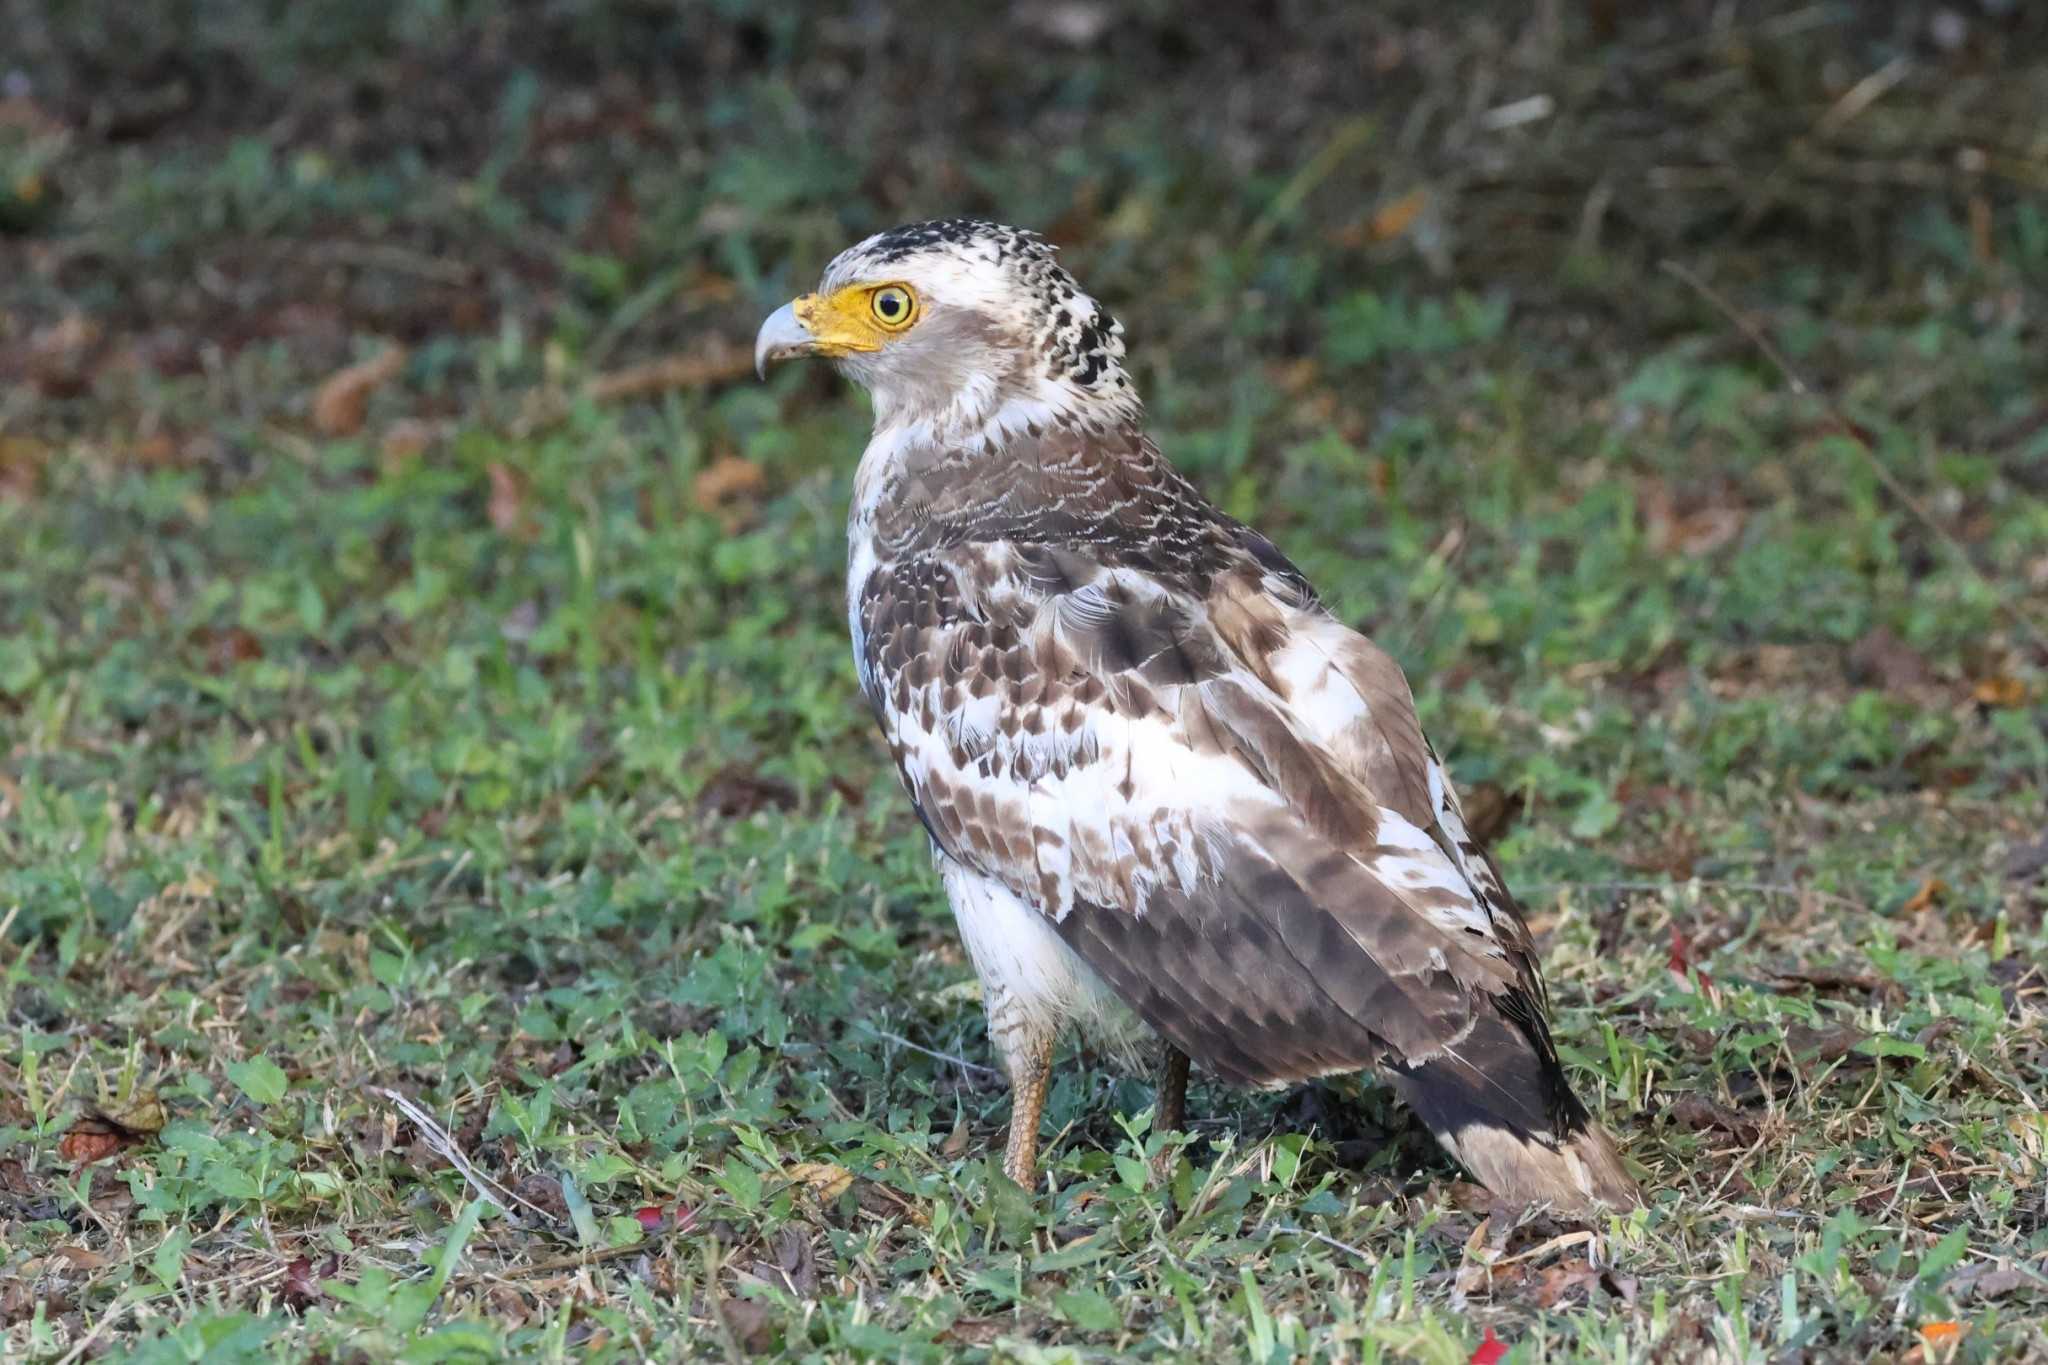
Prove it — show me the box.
[868,285,917,330]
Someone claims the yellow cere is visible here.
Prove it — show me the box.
[791,283,921,356]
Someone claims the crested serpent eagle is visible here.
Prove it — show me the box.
[754,218,1638,1213]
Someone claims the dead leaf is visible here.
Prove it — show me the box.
[1369,188,1429,241]
[773,1225,821,1299]
[940,1317,1008,1347]
[1459,782,1521,844]
[379,418,437,468]
[1848,627,1937,692]
[940,1114,971,1159]
[312,346,406,438]
[715,1295,777,1354]
[698,766,797,819]
[587,342,754,402]
[2006,834,2048,883]
[22,314,102,398]
[784,1161,853,1203]
[485,462,536,541]
[0,435,47,501]
[1666,1095,1760,1143]
[1640,479,1746,557]
[692,455,766,513]
[96,1089,166,1136]
[58,1120,133,1165]
[1530,1256,1602,1308]
[1949,1260,2042,1302]
[1782,1020,1876,1069]
[1901,876,1947,915]
[53,1245,108,1272]
[1972,675,2027,708]
[194,625,264,673]
[1774,967,1888,997]
[282,1254,336,1311]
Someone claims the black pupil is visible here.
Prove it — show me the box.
[878,292,902,318]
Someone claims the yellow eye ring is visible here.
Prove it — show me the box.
[868,284,917,331]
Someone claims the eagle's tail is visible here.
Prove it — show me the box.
[1386,1005,1639,1215]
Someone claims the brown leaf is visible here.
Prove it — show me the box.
[1848,627,1937,692]
[774,1225,821,1299]
[379,418,438,469]
[784,1161,853,1204]
[282,1255,329,1311]
[1785,1019,1867,1064]
[940,1114,970,1159]
[311,346,406,438]
[587,342,754,402]
[95,1089,166,1136]
[1369,188,1429,241]
[1972,675,2027,708]
[698,766,797,819]
[1665,1095,1760,1143]
[1530,1257,1602,1308]
[940,1317,1008,1347]
[1775,967,1888,997]
[58,1120,133,1165]
[486,462,536,541]
[2007,833,2048,883]
[194,625,264,673]
[692,455,766,514]
[1459,782,1521,845]
[1949,1261,2042,1302]
[0,436,50,501]
[20,315,103,398]
[716,1295,777,1354]
[1901,876,1947,915]
[1640,479,1746,557]
[53,1245,109,1272]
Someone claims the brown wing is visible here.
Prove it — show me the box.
[855,537,1542,1092]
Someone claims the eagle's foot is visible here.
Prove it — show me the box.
[999,1025,1056,1188]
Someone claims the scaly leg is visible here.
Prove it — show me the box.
[1000,1024,1057,1187]
[1155,1043,1189,1134]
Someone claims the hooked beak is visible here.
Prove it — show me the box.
[754,299,817,379]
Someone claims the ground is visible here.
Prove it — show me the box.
[2,2,2047,1361]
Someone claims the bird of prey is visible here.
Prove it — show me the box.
[755,219,1638,1213]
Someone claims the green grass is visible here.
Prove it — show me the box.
[3,3,2047,1360]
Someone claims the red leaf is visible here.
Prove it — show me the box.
[1668,923,1716,998]
[1470,1326,1510,1365]
[635,1204,668,1232]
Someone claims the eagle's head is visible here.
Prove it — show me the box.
[755,218,1139,434]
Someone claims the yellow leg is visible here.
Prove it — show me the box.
[1001,1027,1056,1187]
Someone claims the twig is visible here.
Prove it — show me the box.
[1267,1223,1380,1265]
[365,1086,557,1224]
[50,1289,136,1365]
[1522,878,1871,915]
[1247,115,1377,252]
[462,1237,665,1284]
[1814,57,1911,138]
[856,1024,1001,1078]
[1660,258,2048,656]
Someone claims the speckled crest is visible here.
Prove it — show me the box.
[821,218,1132,397]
